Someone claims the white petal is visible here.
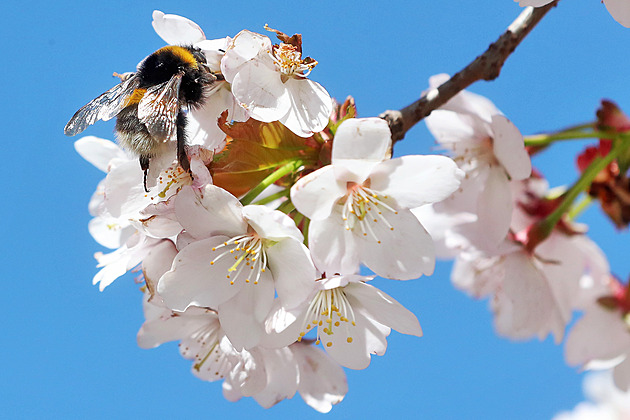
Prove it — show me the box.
[141,239,177,293]
[368,155,463,209]
[604,0,630,27]
[151,10,205,45]
[322,309,389,370]
[358,209,435,280]
[428,74,500,122]
[175,185,247,239]
[279,79,333,137]
[476,167,513,250]
[495,252,565,342]
[253,348,299,408]
[346,282,422,336]
[266,239,316,308]
[292,343,347,413]
[332,118,392,183]
[138,305,218,349]
[565,307,630,366]
[74,136,126,172]
[242,205,303,242]
[308,212,360,275]
[157,236,244,311]
[219,279,275,350]
[88,216,134,249]
[195,37,229,72]
[290,165,347,220]
[614,358,630,391]
[231,60,290,122]
[491,115,531,181]
[104,160,150,218]
[221,30,272,83]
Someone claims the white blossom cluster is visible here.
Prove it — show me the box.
[416,74,630,392]
[76,11,464,411]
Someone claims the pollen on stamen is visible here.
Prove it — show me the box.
[347,337,353,343]
[326,342,333,347]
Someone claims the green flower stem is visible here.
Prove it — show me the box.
[524,130,619,147]
[240,160,303,206]
[251,188,290,206]
[276,200,296,215]
[567,194,592,221]
[538,137,628,235]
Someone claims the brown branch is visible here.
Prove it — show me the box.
[380,2,558,143]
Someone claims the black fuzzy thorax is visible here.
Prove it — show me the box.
[136,46,213,108]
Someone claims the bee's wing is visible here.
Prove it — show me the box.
[64,74,139,136]
[137,72,183,143]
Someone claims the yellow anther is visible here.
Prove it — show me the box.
[347,337,353,343]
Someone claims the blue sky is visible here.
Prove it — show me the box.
[3,0,630,418]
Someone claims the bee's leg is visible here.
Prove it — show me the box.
[176,111,191,174]
[140,155,150,193]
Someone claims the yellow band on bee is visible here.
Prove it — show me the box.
[124,88,147,106]
[158,46,198,69]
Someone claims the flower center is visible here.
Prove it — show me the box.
[341,185,398,244]
[143,163,192,201]
[180,319,231,379]
[210,235,267,286]
[298,287,356,347]
[272,43,317,79]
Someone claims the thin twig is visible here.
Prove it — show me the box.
[380,2,558,143]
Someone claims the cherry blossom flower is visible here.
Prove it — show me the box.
[423,74,531,253]
[157,184,316,350]
[265,273,423,370]
[221,28,333,137]
[152,10,249,150]
[515,0,630,28]
[291,117,463,279]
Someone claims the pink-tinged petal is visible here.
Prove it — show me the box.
[358,209,435,280]
[332,118,392,183]
[495,252,565,343]
[614,358,630,391]
[308,213,360,275]
[476,167,512,250]
[565,306,630,366]
[253,348,299,408]
[242,205,303,242]
[142,239,177,294]
[221,30,272,83]
[74,136,126,172]
[491,115,531,181]
[604,0,630,27]
[345,282,422,336]
[517,0,554,6]
[132,213,183,239]
[369,155,463,209]
[266,239,316,308]
[292,343,347,413]
[151,10,205,45]
[231,60,290,122]
[219,278,275,350]
[279,79,333,137]
[158,236,244,311]
[291,165,347,220]
[175,185,247,239]
[322,309,389,370]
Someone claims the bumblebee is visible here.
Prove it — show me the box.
[65,45,217,190]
